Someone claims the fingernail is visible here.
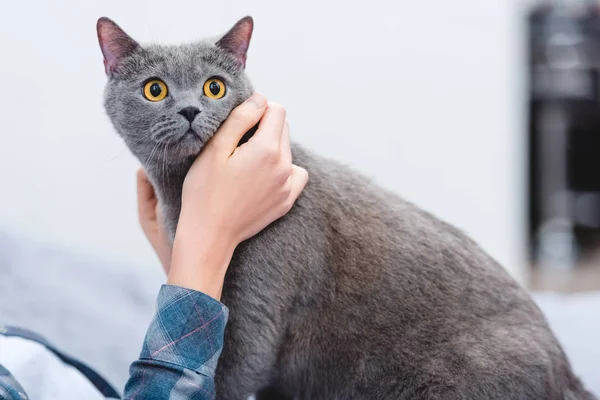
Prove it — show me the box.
[246,94,266,108]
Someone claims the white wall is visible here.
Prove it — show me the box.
[0,0,527,281]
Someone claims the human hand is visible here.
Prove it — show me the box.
[136,169,172,274]
[168,94,308,299]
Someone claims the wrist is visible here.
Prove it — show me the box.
[168,223,238,300]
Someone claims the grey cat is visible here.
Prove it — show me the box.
[97,16,596,400]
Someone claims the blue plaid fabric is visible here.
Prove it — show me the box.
[124,285,229,399]
[0,284,229,400]
[0,364,28,400]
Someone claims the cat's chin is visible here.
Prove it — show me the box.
[175,131,205,158]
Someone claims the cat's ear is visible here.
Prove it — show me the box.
[216,16,254,68]
[97,17,141,76]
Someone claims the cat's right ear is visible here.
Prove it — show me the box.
[97,17,140,77]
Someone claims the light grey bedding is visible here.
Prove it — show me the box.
[0,227,598,395]
[0,228,162,389]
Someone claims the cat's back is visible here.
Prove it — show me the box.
[289,141,521,292]
[288,141,531,311]
[276,143,585,398]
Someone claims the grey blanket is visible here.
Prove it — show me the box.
[0,227,598,395]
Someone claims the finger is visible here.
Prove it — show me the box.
[207,93,267,156]
[137,169,157,220]
[279,120,292,167]
[253,102,286,148]
[287,165,309,204]
[137,168,152,203]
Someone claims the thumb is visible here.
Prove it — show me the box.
[287,165,309,205]
[207,94,267,156]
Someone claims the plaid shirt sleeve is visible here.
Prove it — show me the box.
[0,364,29,400]
[123,284,229,400]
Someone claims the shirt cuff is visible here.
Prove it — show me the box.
[139,284,229,378]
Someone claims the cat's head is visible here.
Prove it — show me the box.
[97,17,254,169]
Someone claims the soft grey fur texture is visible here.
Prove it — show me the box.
[97,16,597,400]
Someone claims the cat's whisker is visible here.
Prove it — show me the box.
[102,147,130,164]
[91,136,149,170]
[146,143,160,163]
[151,127,177,143]
[127,135,152,149]
[147,137,167,164]
[164,142,171,188]
[158,141,167,190]
[152,120,177,132]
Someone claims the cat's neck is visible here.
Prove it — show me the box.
[144,155,195,223]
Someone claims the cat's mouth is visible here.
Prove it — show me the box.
[171,127,205,157]
[184,128,201,139]
[179,128,204,146]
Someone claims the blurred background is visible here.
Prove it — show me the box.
[0,0,598,395]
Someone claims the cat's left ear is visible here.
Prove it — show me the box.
[216,16,254,68]
[97,17,141,76]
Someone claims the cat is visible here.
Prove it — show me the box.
[97,16,597,400]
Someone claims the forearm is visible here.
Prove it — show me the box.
[123,285,228,399]
[168,225,236,300]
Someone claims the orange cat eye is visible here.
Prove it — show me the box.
[203,78,226,99]
[143,79,168,102]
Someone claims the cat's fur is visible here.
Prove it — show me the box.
[97,16,596,400]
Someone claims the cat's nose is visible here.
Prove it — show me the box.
[178,106,201,122]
